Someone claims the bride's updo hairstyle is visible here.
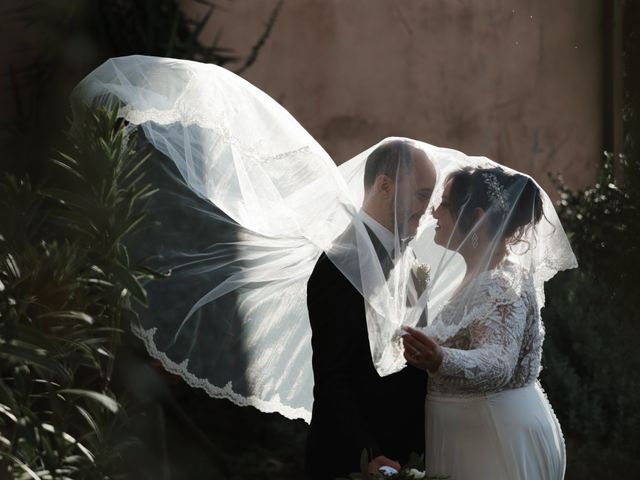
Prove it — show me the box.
[446,166,543,244]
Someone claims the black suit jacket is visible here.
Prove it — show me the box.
[305,227,428,480]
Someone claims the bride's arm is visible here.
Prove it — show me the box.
[404,280,528,391]
[434,294,527,391]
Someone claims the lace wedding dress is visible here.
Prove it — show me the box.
[424,260,565,480]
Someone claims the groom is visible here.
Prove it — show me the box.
[305,140,436,479]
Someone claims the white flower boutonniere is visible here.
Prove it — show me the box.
[412,262,431,296]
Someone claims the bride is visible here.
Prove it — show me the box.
[403,166,568,479]
[72,55,576,478]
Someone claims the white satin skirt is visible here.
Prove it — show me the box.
[425,383,565,480]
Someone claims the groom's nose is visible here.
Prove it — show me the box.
[415,196,430,216]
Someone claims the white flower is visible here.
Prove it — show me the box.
[406,468,426,479]
[412,262,431,294]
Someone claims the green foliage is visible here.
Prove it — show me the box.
[98,0,239,64]
[542,151,640,478]
[2,0,281,179]
[541,3,640,477]
[0,106,155,479]
[1,2,285,478]
[551,152,640,299]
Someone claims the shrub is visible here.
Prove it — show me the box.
[542,151,640,478]
[0,106,157,478]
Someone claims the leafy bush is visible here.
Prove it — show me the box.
[0,106,157,478]
[542,152,640,478]
[3,0,281,179]
[1,2,287,478]
[541,3,640,474]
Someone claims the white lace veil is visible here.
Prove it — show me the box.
[71,55,577,422]
[417,163,578,345]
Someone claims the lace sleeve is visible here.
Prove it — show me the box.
[434,282,527,393]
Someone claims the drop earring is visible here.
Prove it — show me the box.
[471,232,478,249]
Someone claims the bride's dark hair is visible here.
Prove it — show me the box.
[446,166,543,243]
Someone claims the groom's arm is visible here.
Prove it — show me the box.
[307,256,381,458]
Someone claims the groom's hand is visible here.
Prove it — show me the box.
[402,326,443,373]
[368,456,401,478]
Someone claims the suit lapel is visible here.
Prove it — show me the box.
[362,224,394,279]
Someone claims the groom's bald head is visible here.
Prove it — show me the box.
[363,140,437,238]
[364,140,415,191]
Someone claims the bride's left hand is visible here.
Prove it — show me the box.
[402,326,443,373]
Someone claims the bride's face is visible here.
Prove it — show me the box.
[433,179,464,249]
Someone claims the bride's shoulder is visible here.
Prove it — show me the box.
[476,259,531,305]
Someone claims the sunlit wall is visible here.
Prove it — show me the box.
[204,0,603,195]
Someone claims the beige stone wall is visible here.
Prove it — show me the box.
[0,1,603,194]
[200,0,603,194]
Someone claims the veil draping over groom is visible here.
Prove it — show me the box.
[72,55,576,427]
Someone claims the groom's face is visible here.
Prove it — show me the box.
[392,150,436,239]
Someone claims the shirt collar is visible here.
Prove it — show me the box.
[359,210,395,255]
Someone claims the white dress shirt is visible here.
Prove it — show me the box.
[359,210,395,255]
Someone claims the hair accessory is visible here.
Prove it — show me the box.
[482,173,509,213]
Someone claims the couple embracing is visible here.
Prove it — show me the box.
[73,56,577,480]
[306,139,571,480]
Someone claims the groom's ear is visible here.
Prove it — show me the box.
[375,174,394,198]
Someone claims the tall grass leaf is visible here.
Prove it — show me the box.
[40,422,95,462]
[111,262,147,305]
[0,344,68,378]
[122,152,151,182]
[0,451,43,480]
[114,211,146,245]
[36,311,93,324]
[41,188,89,210]
[57,389,119,414]
[0,380,19,411]
[0,402,18,423]
[54,150,80,167]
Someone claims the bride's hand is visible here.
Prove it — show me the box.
[402,326,443,373]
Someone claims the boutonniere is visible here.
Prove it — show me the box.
[411,262,431,296]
